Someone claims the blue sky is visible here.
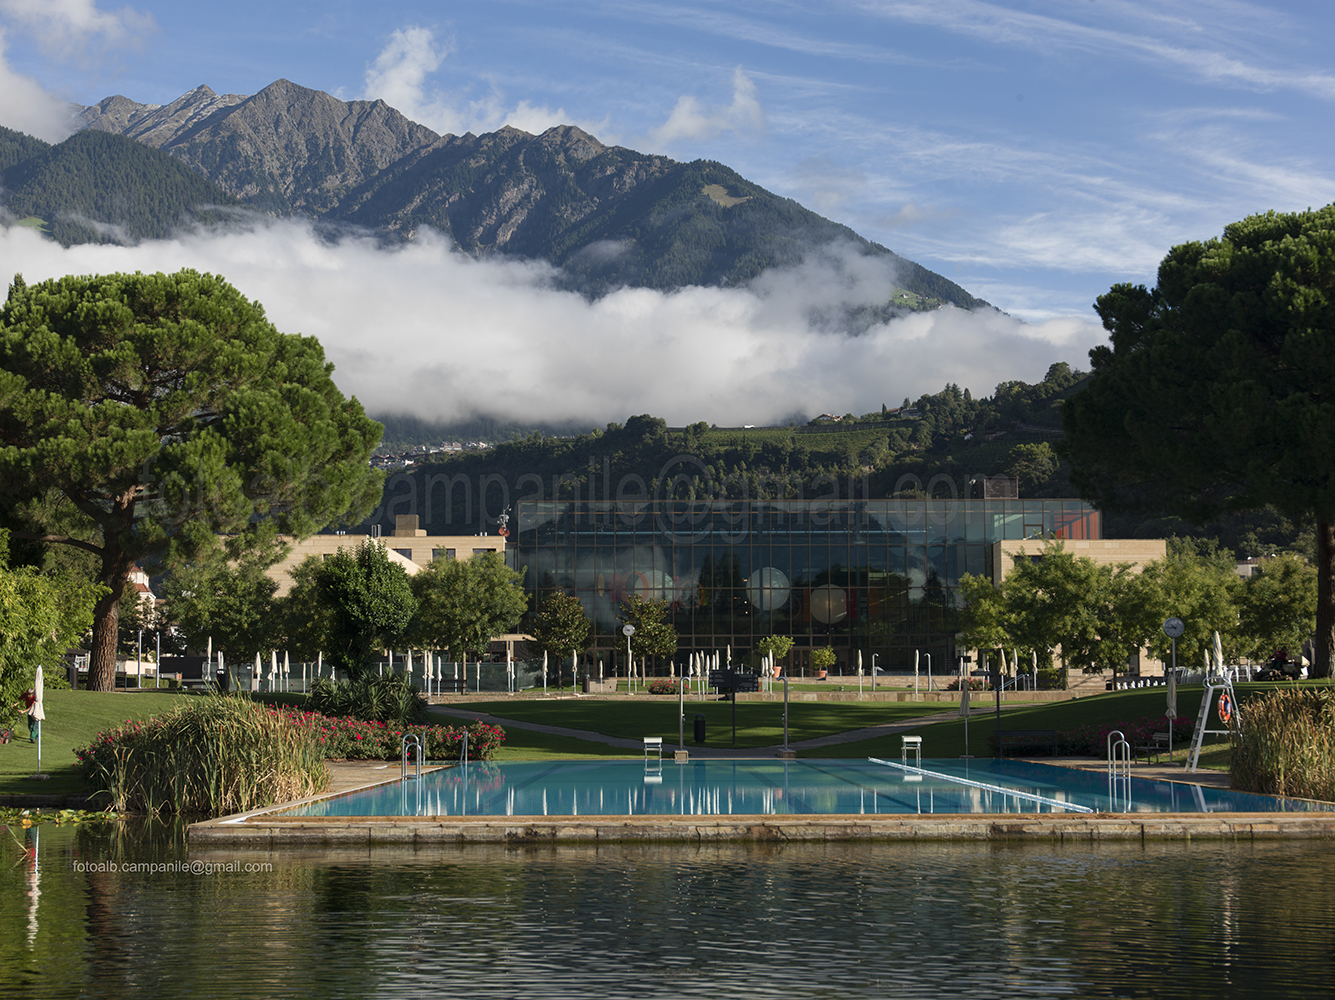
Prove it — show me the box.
[0,1,1331,425]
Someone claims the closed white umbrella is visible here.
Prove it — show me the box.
[543,650,548,694]
[1213,630,1224,676]
[283,650,290,693]
[254,651,262,690]
[32,665,46,778]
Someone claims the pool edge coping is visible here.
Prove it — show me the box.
[188,811,1335,844]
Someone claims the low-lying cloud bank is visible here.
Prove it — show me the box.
[0,218,1107,427]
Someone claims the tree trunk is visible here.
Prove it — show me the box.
[87,589,122,692]
[1315,520,1335,679]
[88,550,133,692]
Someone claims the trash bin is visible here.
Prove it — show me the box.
[693,714,706,744]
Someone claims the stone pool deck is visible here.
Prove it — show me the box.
[188,759,1335,847]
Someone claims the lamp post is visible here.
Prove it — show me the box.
[623,624,635,694]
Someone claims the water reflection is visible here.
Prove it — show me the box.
[4,823,1334,998]
[283,759,1331,819]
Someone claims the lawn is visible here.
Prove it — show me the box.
[811,686,1230,765]
[0,690,191,798]
[450,698,953,754]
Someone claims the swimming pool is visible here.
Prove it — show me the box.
[276,758,1330,818]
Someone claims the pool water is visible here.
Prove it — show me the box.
[276,758,1327,818]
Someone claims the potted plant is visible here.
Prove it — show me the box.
[811,646,837,680]
[755,636,795,677]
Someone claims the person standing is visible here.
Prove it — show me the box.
[13,688,38,742]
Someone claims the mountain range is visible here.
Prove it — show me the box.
[1,78,987,309]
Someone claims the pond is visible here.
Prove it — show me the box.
[4,819,1333,998]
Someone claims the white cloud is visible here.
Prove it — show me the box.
[0,0,153,57]
[647,67,766,148]
[0,0,154,141]
[0,218,1106,427]
[0,29,77,141]
[360,26,574,137]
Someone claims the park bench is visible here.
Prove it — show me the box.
[1133,731,1173,765]
[995,729,1059,757]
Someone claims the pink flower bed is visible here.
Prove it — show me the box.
[270,707,505,760]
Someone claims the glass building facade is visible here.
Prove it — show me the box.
[514,499,1100,672]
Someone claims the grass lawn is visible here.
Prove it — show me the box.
[811,686,1231,765]
[451,698,952,753]
[0,690,191,798]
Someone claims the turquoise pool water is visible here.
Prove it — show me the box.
[277,758,1327,818]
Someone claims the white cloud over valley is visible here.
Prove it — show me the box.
[0,218,1107,428]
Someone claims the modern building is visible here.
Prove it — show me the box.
[514,498,1103,673]
[265,516,506,596]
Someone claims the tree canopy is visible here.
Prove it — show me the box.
[0,269,384,689]
[529,591,592,661]
[408,550,527,656]
[0,529,100,711]
[287,540,417,680]
[1062,205,1335,676]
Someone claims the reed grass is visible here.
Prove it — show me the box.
[74,695,328,817]
[1231,686,1335,801]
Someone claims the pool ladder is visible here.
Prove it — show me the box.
[1106,730,1131,812]
[401,733,424,779]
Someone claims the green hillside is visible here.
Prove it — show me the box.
[0,129,239,245]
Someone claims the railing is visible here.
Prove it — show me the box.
[401,733,423,780]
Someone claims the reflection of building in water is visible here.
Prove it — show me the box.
[514,499,1102,672]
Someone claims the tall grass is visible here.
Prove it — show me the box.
[75,696,328,817]
[1231,687,1335,801]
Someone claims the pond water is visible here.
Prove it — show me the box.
[4,820,1334,998]
[278,758,1330,818]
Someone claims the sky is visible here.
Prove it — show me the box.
[0,0,1331,428]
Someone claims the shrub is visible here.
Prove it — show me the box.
[270,706,505,762]
[1231,687,1335,800]
[987,715,1195,756]
[308,674,426,726]
[647,677,680,695]
[945,678,985,691]
[74,695,328,817]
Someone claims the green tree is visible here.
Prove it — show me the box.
[1061,206,1335,676]
[0,530,100,713]
[1129,542,1240,669]
[160,556,283,663]
[618,594,678,665]
[1237,554,1317,662]
[288,541,417,680]
[409,550,527,657]
[529,591,592,682]
[1001,442,1059,495]
[755,634,795,668]
[0,270,383,690]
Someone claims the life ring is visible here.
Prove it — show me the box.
[1218,692,1234,725]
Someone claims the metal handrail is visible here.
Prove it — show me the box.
[1106,729,1130,781]
[401,733,423,780]
[869,758,1094,813]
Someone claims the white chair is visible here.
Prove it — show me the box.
[643,736,664,762]
[901,735,923,767]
